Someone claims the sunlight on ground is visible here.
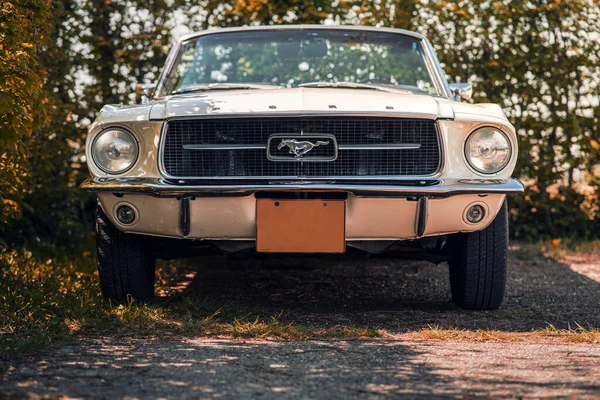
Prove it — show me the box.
[2,242,600,355]
[564,253,600,283]
[5,338,599,399]
[511,241,600,283]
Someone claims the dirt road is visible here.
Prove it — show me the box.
[2,247,600,398]
[2,337,599,399]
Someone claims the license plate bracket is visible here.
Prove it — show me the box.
[256,199,346,253]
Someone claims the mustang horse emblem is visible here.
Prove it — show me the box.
[277,139,330,158]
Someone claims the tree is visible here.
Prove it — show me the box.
[174,0,347,32]
[3,0,598,245]
[16,0,89,245]
[345,0,600,238]
[4,0,183,246]
[422,0,600,238]
[0,0,52,240]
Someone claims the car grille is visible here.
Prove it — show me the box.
[161,117,440,179]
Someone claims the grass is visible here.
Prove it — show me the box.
[0,247,382,356]
[511,239,600,262]
[0,248,100,354]
[409,326,520,342]
[409,324,600,344]
[536,323,600,343]
[2,240,599,356]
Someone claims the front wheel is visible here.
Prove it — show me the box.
[448,199,508,310]
[96,207,156,302]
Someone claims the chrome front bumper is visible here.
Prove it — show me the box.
[82,177,523,198]
[84,178,523,241]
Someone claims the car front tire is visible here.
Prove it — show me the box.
[96,207,155,302]
[448,199,508,310]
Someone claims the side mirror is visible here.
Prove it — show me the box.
[135,83,157,104]
[449,83,472,102]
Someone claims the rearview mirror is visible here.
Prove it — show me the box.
[449,83,472,102]
[135,83,157,104]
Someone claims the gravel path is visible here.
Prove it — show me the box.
[2,247,599,399]
[2,338,599,399]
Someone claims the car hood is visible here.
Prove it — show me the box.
[148,88,455,120]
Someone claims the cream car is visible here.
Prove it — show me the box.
[82,26,523,309]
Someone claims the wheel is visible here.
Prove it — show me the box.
[448,199,508,310]
[96,206,155,302]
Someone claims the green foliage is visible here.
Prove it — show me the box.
[421,0,600,239]
[1,0,599,245]
[80,0,177,114]
[510,188,600,240]
[181,0,344,29]
[0,0,52,232]
[1,0,180,246]
[13,0,94,247]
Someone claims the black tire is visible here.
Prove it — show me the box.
[449,200,508,310]
[96,207,155,302]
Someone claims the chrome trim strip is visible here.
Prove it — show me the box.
[180,25,427,43]
[183,144,266,150]
[434,120,446,177]
[182,143,421,151]
[82,177,525,198]
[338,144,421,150]
[155,111,439,121]
[422,39,453,98]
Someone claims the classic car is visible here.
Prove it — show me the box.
[82,25,523,309]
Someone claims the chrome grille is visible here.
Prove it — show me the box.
[161,117,440,178]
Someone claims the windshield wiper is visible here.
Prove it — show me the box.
[298,81,412,94]
[173,83,280,95]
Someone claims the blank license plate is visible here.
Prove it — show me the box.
[256,199,345,253]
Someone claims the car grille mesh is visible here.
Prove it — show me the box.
[162,117,440,178]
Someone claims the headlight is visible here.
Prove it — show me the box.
[465,127,512,174]
[92,128,138,174]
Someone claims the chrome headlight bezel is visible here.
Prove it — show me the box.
[464,126,512,175]
[91,127,139,175]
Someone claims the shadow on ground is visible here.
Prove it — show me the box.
[3,337,600,399]
[2,247,600,399]
[161,247,600,332]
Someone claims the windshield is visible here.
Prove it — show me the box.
[159,29,445,97]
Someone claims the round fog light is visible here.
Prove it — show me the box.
[466,204,485,224]
[116,205,136,225]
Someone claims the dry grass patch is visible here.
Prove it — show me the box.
[410,324,600,344]
[209,316,382,340]
[536,324,600,344]
[409,326,521,342]
[0,249,382,355]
